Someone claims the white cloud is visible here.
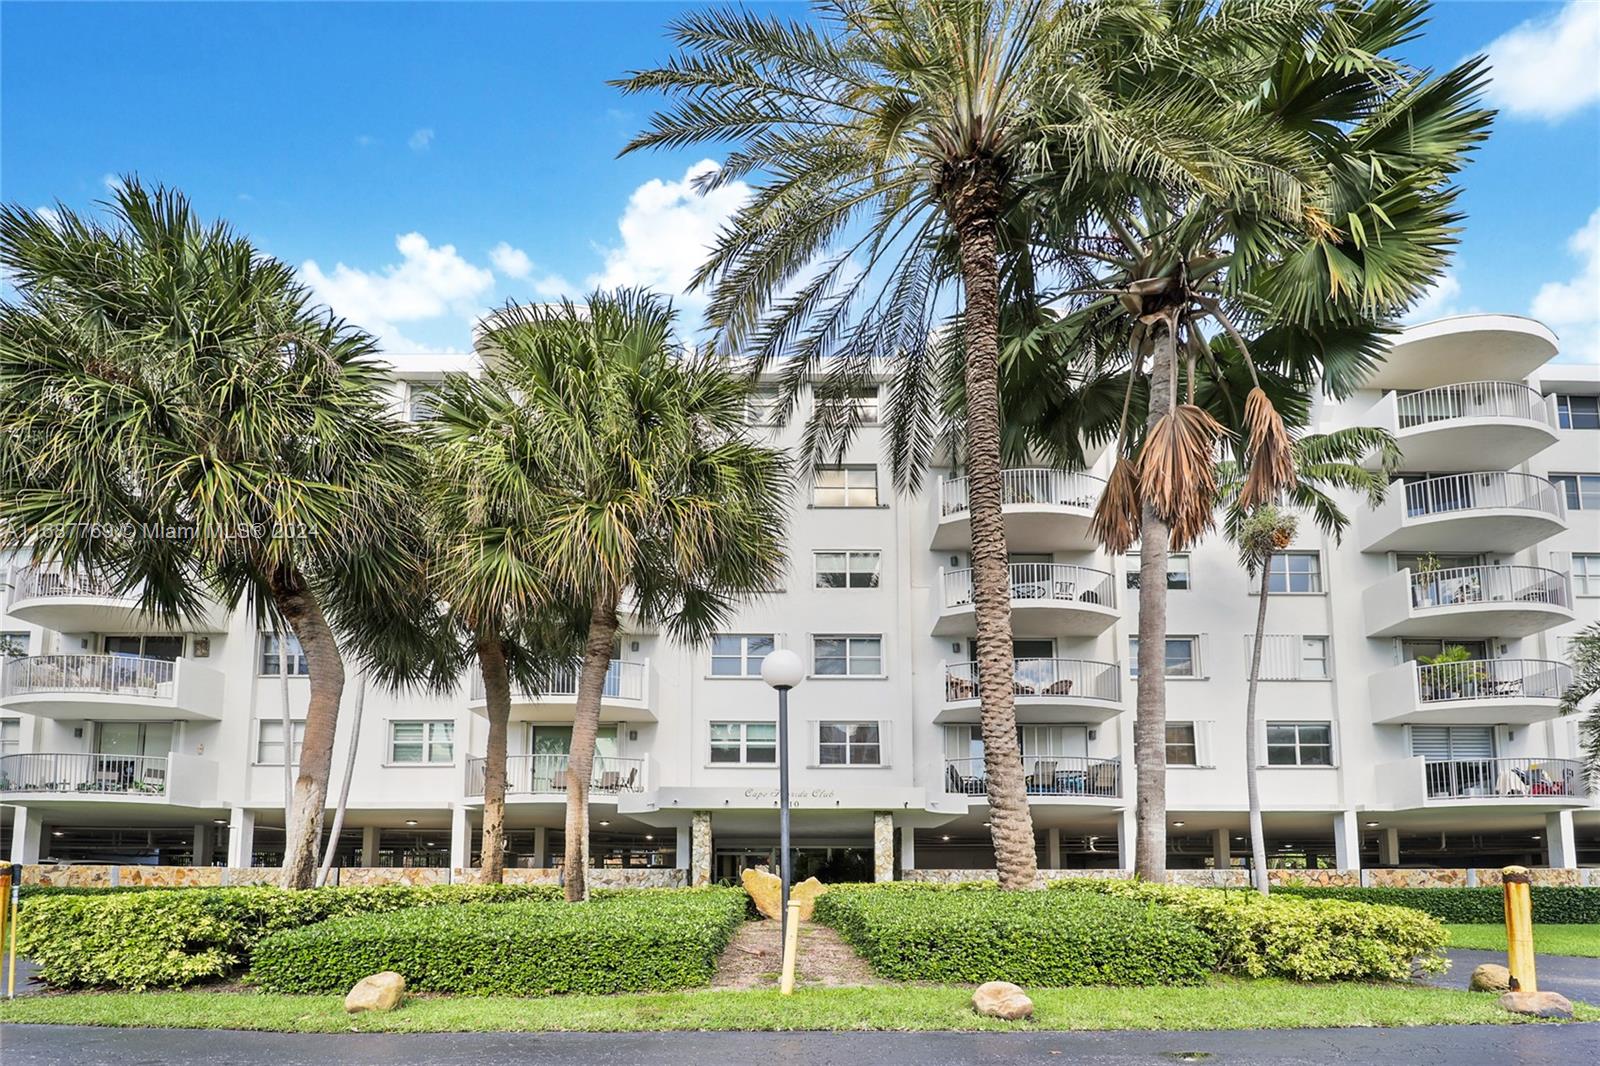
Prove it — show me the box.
[35,206,61,228]
[1404,272,1465,324]
[488,242,533,278]
[408,128,434,152]
[1484,1,1600,121]
[101,173,121,192]
[1531,207,1600,364]
[300,233,494,354]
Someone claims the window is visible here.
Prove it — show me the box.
[1557,394,1600,430]
[1165,722,1198,766]
[389,720,455,764]
[817,721,881,765]
[1574,554,1600,597]
[1267,551,1322,593]
[709,722,777,764]
[406,382,441,422]
[814,550,882,589]
[105,634,183,660]
[816,385,880,424]
[813,635,883,676]
[256,720,306,765]
[1247,635,1331,680]
[1129,636,1198,678]
[1125,553,1191,590]
[1551,473,1600,512]
[0,718,19,756]
[259,632,309,676]
[1298,637,1329,679]
[747,384,781,426]
[710,634,774,677]
[0,632,28,659]
[812,466,879,508]
[1266,722,1333,766]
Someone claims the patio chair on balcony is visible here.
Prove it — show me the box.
[1026,759,1058,792]
[1041,679,1074,696]
[946,673,977,701]
[1494,765,1529,796]
[597,769,622,792]
[1087,761,1118,796]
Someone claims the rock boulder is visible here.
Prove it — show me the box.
[344,971,406,1014]
[1468,963,1511,992]
[972,980,1034,1020]
[740,868,828,921]
[1498,990,1574,1019]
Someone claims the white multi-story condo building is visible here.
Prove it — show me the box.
[2,313,1596,878]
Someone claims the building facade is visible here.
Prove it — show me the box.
[2,313,1596,878]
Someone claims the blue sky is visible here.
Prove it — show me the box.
[2,1,1597,362]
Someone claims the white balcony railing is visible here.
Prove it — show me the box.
[942,563,1115,611]
[8,566,126,604]
[464,753,646,797]
[1401,472,1564,521]
[0,753,168,795]
[938,468,1105,518]
[1394,381,1548,429]
[944,755,1120,798]
[1406,565,1570,612]
[2,654,176,700]
[1415,658,1572,704]
[1422,757,1587,801]
[470,659,647,703]
[943,658,1120,703]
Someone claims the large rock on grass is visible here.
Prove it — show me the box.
[973,980,1034,1020]
[1468,963,1511,992]
[345,971,406,1014]
[1498,990,1574,1019]
[741,868,828,921]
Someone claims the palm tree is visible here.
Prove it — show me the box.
[474,290,789,901]
[1221,427,1399,893]
[0,182,418,888]
[1558,624,1600,787]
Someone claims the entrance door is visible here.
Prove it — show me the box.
[92,722,173,790]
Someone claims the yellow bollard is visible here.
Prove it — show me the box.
[3,863,16,999]
[0,865,10,998]
[1502,865,1536,994]
[779,899,802,996]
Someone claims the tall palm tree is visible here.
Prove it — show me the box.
[0,182,418,888]
[474,290,789,901]
[1221,427,1399,893]
[1558,624,1600,787]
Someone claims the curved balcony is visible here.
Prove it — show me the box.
[1367,658,1572,725]
[0,752,169,797]
[938,658,1122,724]
[943,756,1120,800]
[0,654,225,720]
[1363,565,1573,639]
[4,566,224,633]
[933,469,1105,552]
[934,563,1118,637]
[1361,315,1558,390]
[1360,472,1566,554]
[468,659,653,722]
[1375,756,1589,810]
[464,753,647,798]
[1367,382,1557,472]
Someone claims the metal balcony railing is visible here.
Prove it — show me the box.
[943,658,1121,703]
[1414,658,1572,703]
[938,468,1105,518]
[1406,565,1571,612]
[2,654,176,700]
[1394,381,1549,430]
[1401,472,1564,521]
[469,659,647,703]
[944,755,1120,798]
[942,563,1115,611]
[0,753,168,795]
[465,753,646,797]
[1422,757,1587,801]
[8,566,126,604]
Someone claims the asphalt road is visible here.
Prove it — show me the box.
[3,1024,1598,1065]
[1419,948,1600,1005]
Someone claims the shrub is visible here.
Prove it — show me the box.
[18,882,561,990]
[813,884,1215,985]
[1050,880,1449,980]
[1272,886,1600,925]
[249,888,748,995]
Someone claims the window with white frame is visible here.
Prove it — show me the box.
[709,722,777,764]
[814,550,882,589]
[1125,553,1191,590]
[817,721,882,765]
[1129,636,1198,678]
[1165,722,1198,766]
[812,466,879,508]
[1557,394,1600,430]
[1265,722,1333,766]
[1574,553,1600,597]
[256,719,306,765]
[812,635,883,676]
[1267,551,1323,593]
[815,385,880,424]
[258,632,310,676]
[389,720,455,764]
[1244,634,1330,680]
[710,634,774,677]
[0,718,19,756]
[1552,473,1600,512]
[0,631,28,659]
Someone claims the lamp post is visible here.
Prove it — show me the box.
[760,649,804,943]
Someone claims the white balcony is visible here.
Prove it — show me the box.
[4,566,224,633]
[1374,756,1590,810]
[934,564,1118,637]
[1367,658,1572,726]
[468,658,653,722]
[464,753,647,799]
[944,755,1121,800]
[1360,472,1567,554]
[0,752,219,807]
[1363,565,1574,639]
[1367,381,1558,472]
[938,658,1122,724]
[1361,315,1558,390]
[932,469,1104,552]
[0,654,226,721]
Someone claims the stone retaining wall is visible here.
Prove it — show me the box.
[18,864,686,888]
[903,867,1596,887]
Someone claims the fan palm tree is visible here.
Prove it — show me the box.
[0,181,418,888]
[474,290,789,901]
[1558,624,1600,788]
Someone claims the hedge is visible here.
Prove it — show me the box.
[1051,880,1449,980]
[18,883,561,990]
[249,888,749,995]
[813,885,1215,986]
[1272,886,1600,925]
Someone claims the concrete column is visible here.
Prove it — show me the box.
[449,807,472,871]
[1211,828,1230,870]
[1333,809,1360,872]
[898,824,916,873]
[1046,827,1062,870]
[872,812,894,882]
[360,826,380,867]
[534,826,549,868]
[690,811,713,887]
[8,806,42,864]
[1116,807,1136,872]
[1545,810,1577,869]
[1378,827,1400,867]
[192,823,212,866]
[225,808,255,868]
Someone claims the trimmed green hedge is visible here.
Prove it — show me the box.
[1052,880,1449,980]
[19,883,561,990]
[249,889,748,995]
[814,885,1215,985]
[1272,886,1600,925]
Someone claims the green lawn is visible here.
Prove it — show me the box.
[1446,924,1600,958]
[2,980,1594,1033]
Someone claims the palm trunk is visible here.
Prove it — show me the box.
[316,670,366,887]
[950,162,1037,890]
[272,568,347,889]
[1245,559,1272,894]
[1133,328,1174,882]
[477,635,513,884]
[279,626,293,837]
[564,595,620,902]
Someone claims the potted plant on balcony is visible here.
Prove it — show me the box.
[1417,644,1486,700]
[1412,553,1444,608]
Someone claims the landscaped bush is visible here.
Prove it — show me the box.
[813,884,1215,985]
[1272,885,1600,925]
[249,888,748,995]
[1051,880,1449,980]
[18,882,561,990]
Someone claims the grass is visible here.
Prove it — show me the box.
[2,979,1595,1033]
[1446,924,1600,958]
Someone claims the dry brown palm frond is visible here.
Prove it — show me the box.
[1091,456,1142,555]
[1139,403,1227,550]
[1240,387,1296,510]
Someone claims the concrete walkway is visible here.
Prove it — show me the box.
[1423,949,1600,1005]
